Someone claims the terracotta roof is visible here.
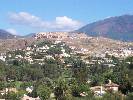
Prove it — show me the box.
[104,83,119,87]
[90,86,105,91]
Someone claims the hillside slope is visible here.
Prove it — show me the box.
[0,29,15,39]
[76,15,133,41]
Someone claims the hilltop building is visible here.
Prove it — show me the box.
[35,32,69,40]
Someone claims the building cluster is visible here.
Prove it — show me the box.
[35,32,69,40]
[2,40,71,66]
[0,33,133,99]
[35,32,88,40]
[83,56,115,68]
[69,46,89,55]
[0,86,40,100]
[0,41,72,100]
[105,48,133,58]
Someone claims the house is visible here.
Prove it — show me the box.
[37,45,49,53]
[0,90,6,96]
[45,55,55,59]
[61,48,65,53]
[26,47,31,51]
[35,32,68,39]
[24,56,33,64]
[26,51,33,56]
[80,92,88,97]
[26,86,33,93]
[6,88,18,93]
[50,93,55,99]
[54,40,61,44]
[21,94,40,100]
[0,55,6,62]
[0,88,18,95]
[104,80,119,92]
[60,53,70,58]
[69,46,76,50]
[90,86,106,96]
[15,55,23,59]
[8,54,12,58]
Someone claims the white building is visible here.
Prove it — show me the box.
[26,86,33,93]
[0,55,6,61]
[90,86,106,96]
[21,94,40,100]
[104,80,119,92]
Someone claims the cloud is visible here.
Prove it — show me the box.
[55,16,82,31]
[8,12,82,31]
[6,28,18,35]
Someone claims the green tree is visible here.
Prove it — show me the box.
[0,82,5,90]
[71,59,88,83]
[6,92,20,100]
[126,92,133,100]
[37,84,51,100]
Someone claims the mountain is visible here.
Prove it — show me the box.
[23,33,35,38]
[0,29,16,39]
[76,15,133,41]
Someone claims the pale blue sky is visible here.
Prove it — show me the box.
[0,0,133,35]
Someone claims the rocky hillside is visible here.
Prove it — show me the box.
[0,29,16,39]
[76,15,133,41]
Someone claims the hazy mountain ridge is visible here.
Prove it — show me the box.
[22,33,35,38]
[76,15,133,41]
[0,29,16,39]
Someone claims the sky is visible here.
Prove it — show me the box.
[0,0,133,36]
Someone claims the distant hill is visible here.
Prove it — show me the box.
[0,29,16,39]
[76,15,133,41]
[23,33,35,38]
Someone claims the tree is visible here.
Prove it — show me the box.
[20,82,33,90]
[0,60,6,81]
[0,82,5,90]
[72,59,88,83]
[54,77,69,100]
[47,47,62,56]
[126,92,133,100]
[37,84,51,100]
[70,80,91,97]
[6,92,20,100]
[37,77,54,88]
[42,63,61,79]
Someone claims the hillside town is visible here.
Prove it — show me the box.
[35,32,133,58]
[0,32,133,100]
[1,0,133,100]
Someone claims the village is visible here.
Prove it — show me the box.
[0,32,132,100]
